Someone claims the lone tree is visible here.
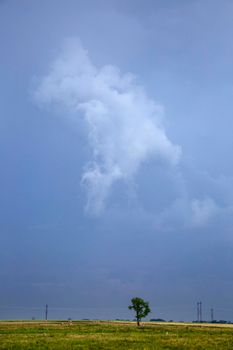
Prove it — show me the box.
[128,297,151,326]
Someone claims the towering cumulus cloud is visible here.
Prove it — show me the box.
[35,39,181,214]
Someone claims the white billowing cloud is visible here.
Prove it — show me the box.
[35,39,181,214]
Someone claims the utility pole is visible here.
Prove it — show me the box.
[211,308,214,322]
[200,302,202,322]
[197,301,202,322]
[197,302,200,322]
[45,304,48,321]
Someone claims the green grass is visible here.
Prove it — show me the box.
[0,320,233,349]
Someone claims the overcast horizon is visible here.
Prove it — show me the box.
[1,0,233,322]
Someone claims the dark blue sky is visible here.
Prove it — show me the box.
[1,0,233,322]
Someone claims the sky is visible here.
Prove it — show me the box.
[1,0,233,322]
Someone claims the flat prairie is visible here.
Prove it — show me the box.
[0,320,233,349]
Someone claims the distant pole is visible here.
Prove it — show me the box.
[211,308,214,322]
[197,302,200,322]
[45,304,48,321]
[200,302,202,322]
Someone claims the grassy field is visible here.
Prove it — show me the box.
[0,320,233,349]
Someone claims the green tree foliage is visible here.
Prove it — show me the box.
[128,297,151,326]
